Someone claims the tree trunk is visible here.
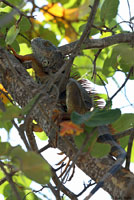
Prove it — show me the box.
[0,46,134,200]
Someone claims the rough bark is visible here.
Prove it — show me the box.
[60,32,134,55]
[0,33,134,199]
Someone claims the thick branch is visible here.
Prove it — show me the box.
[0,47,134,199]
[59,32,134,55]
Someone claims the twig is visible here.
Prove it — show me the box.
[0,0,33,19]
[109,66,134,101]
[96,73,109,99]
[60,128,96,185]
[92,49,102,79]
[48,182,61,200]
[112,128,134,140]
[57,0,100,92]
[72,0,100,57]
[0,169,18,185]
[12,119,31,150]
[52,168,78,200]
[76,180,95,197]
[125,129,134,170]
[127,0,131,20]
[38,143,51,153]
[0,161,21,200]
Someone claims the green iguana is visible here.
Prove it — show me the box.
[65,78,126,199]
[10,37,126,199]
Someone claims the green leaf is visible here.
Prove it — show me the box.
[19,43,32,55]
[19,16,31,32]
[102,57,116,77]
[13,173,31,188]
[0,142,12,157]
[0,105,21,122]
[117,44,134,72]
[112,113,134,149]
[74,53,93,75]
[0,119,13,132]
[12,40,20,52]
[5,25,20,45]
[97,93,108,101]
[119,135,129,149]
[0,6,12,13]
[109,44,134,72]
[74,128,110,157]
[90,142,110,158]
[39,28,60,46]
[100,0,119,22]
[6,0,24,6]
[71,109,121,127]
[71,111,91,125]
[11,146,51,184]
[74,127,95,152]
[0,171,8,195]
[130,142,134,162]
[113,113,134,132]
[79,23,86,34]
[34,131,48,140]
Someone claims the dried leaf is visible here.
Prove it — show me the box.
[60,121,83,136]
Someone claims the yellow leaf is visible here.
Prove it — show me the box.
[64,23,78,43]
[42,1,90,21]
[0,84,10,104]
[42,3,63,21]
[41,1,90,42]
[60,121,83,136]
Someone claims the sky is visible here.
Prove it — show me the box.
[0,0,134,200]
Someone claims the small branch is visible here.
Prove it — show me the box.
[125,129,134,170]
[92,49,102,79]
[72,0,100,53]
[48,182,61,200]
[52,168,78,200]
[60,128,96,184]
[57,0,100,105]
[112,128,134,140]
[96,73,110,99]
[12,119,31,150]
[0,0,33,19]
[76,180,95,197]
[0,169,18,185]
[127,0,131,20]
[109,66,134,101]
[38,143,51,153]
[0,161,21,200]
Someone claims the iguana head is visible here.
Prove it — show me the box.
[31,37,64,74]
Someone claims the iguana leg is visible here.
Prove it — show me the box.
[8,46,45,78]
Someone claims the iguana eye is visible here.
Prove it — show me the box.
[42,59,49,66]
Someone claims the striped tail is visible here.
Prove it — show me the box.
[89,125,126,198]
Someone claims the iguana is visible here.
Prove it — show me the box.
[66,76,126,199]
[10,37,126,198]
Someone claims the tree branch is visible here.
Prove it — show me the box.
[0,45,134,199]
[59,32,134,55]
[0,161,21,200]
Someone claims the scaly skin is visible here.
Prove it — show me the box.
[10,38,65,79]
[65,78,126,199]
[31,38,64,74]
